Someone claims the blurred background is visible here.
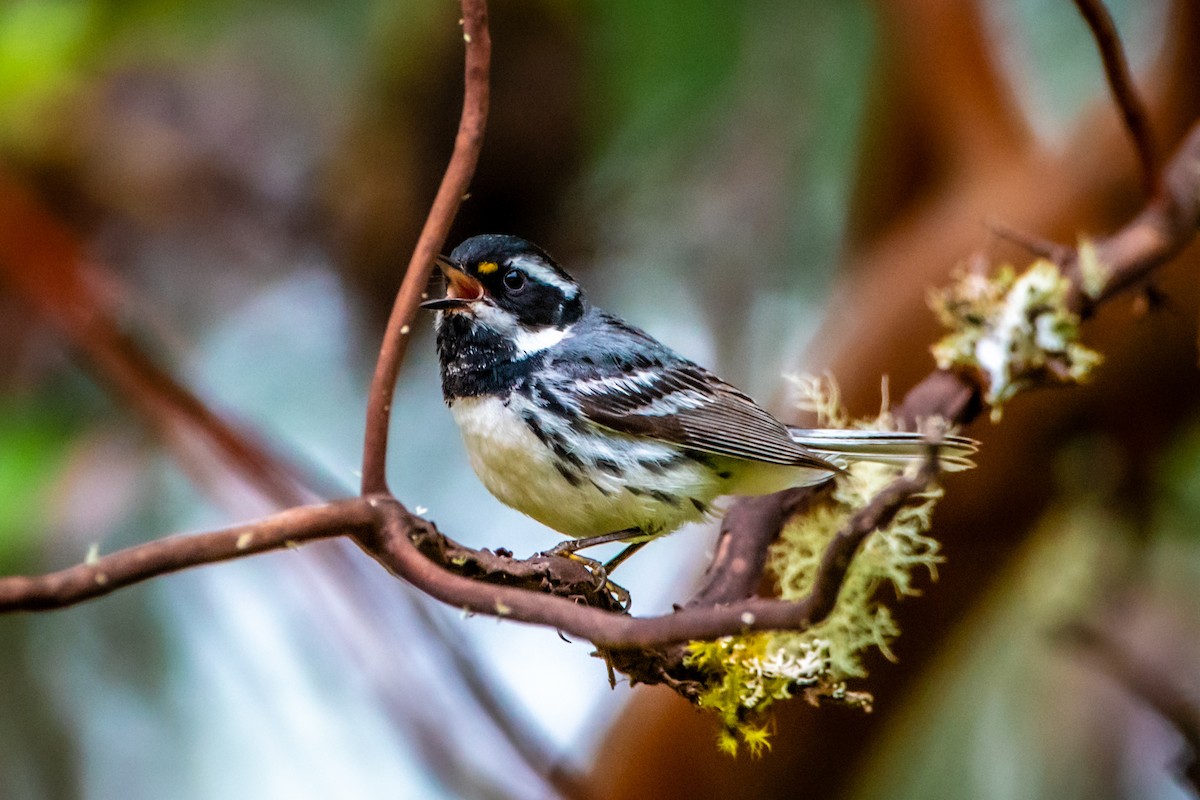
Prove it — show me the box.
[0,0,1198,798]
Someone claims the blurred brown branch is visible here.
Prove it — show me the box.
[1072,0,1159,196]
[0,176,312,510]
[1062,616,1200,795]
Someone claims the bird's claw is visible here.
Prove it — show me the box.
[539,547,631,612]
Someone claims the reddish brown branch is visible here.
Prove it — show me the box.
[0,499,375,612]
[1072,0,1159,196]
[693,117,1200,628]
[1062,620,1200,794]
[360,0,491,495]
[0,177,312,509]
[687,487,817,607]
[358,459,935,652]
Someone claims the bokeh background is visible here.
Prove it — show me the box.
[1,0,1198,798]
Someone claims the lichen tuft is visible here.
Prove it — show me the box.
[929,259,1102,421]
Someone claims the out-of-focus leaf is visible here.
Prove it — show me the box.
[0,397,75,567]
[0,0,94,151]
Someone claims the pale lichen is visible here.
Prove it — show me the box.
[1076,238,1108,300]
[686,377,950,755]
[930,259,1102,421]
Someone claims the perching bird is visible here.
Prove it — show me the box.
[422,234,975,571]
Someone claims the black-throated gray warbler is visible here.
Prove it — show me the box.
[422,234,975,570]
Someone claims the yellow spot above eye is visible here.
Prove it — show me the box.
[477,261,498,274]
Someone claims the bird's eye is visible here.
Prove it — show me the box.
[502,269,526,292]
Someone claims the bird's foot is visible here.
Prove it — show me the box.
[539,546,631,612]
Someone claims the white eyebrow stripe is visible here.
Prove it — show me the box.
[514,257,579,299]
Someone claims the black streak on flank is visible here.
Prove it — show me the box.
[520,411,552,448]
[648,489,680,507]
[547,433,585,470]
[628,487,680,507]
[594,458,624,476]
[529,378,574,420]
[554,462,583,487]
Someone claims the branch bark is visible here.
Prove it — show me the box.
[1072,0,1159,195]
[0,500,375,612]
[360,0,491,495]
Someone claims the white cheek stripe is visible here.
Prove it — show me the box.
[468,301,520,337]
[462,299,574,357]
[513,324,572,356]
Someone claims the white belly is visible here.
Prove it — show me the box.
[449,394,723,538]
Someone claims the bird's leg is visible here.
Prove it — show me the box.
[603,541,647,573]
[541,529,645,611]
[542,528,645,557]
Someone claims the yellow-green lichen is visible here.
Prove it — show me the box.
[1076,238,1109,300]
[930,259,1102,421]
[685,377,949,756]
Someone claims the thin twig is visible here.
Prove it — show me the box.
[985,216,1074,264]
[1071,0,1159,196]
[360,0,491,495]
[0,499,375,612]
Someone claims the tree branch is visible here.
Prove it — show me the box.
[1061,619,1200,795]
[1071,0,1159,196]
[360,0,491,495]
[0,499,375,612]
[357,456,936,653]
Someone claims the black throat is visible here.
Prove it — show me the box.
[434,312,545,400]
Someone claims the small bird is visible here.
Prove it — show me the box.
[422,234,975,572]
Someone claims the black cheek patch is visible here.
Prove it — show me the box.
[559,294,584,325]
[502,284,575,328]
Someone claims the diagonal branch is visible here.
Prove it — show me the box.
[0,177,313,509]
[1061,619,1200,795]
[360,0,491,495]
[1072,0,1159,196]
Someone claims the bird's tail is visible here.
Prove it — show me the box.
[787,428,978,472]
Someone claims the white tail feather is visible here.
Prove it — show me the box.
[787,428,978,472]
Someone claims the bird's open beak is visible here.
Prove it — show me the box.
[420,255,484,311]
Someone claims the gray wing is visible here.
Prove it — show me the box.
[551,312,836,469]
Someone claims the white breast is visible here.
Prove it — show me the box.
[449,393,723,539]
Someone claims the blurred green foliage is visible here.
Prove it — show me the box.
[0,397,77,569]
[0,0,93,152]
